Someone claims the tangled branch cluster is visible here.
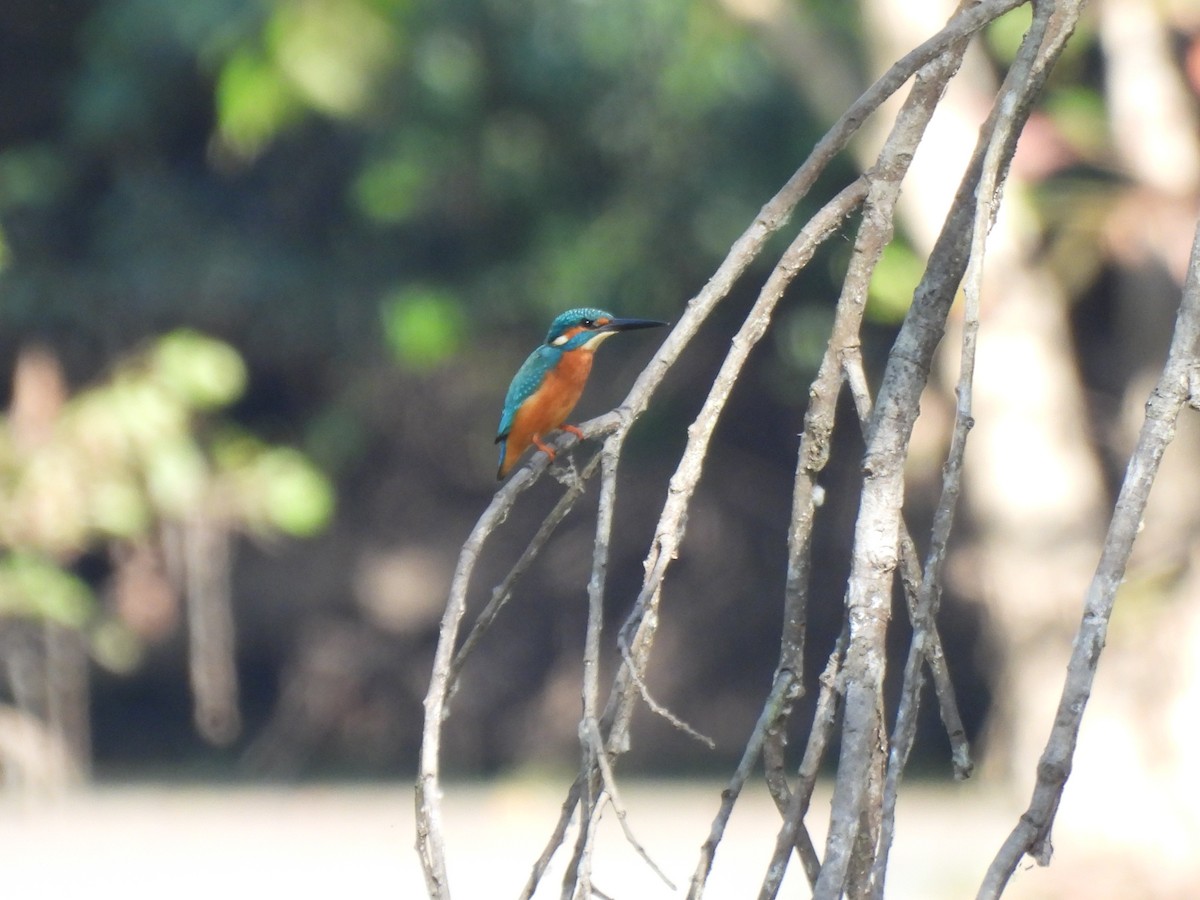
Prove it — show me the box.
[417,0,1200,897]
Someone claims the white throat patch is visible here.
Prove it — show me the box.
[580,330,616,350]
[550,330,616,350]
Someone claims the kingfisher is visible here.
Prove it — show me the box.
[495,307,666,479]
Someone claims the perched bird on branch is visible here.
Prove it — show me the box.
[495,307,666,479]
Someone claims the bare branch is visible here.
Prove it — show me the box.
[447,451,602,701]
[870,13,1022,884]
[563,781,604,900]
[764,6,981,887]
[566,438,622,897]
[813,0,1082,892]
[416,476,538,896]
[687,672,796,900]
[977,180,1200,900]
[617,641,716,749]
[417,2,1073,896]
[520,775,583,900]
[847,341,975,777]
[759,626,849,899]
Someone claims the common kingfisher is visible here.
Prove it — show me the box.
[495,307,666,479]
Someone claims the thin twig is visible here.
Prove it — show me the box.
[759,625,850,899]
[447,451,602,702]
[570,443,620,898]
[897,531,972,777]
[618,641,716,748]
[687,672,795,900]
[586,718,678,890]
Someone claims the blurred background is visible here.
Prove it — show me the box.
[1,0,1199,895]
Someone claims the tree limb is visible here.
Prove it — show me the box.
[813,0,1083,893]
[765,6,980,888]
[977,182,1200,900]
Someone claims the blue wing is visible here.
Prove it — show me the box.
[496,345,560,440]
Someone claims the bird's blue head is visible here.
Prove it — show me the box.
[544,307,666,353]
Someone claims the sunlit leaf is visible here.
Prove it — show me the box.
[144,440,209,515]
[867,242,925,325]
[986,5,1033,64]
[380,286,465,370]
[0,554,95,628]
[211,430,334,536]
[108,379,187,448]
[90,619,143,674]
[267,0,400,118]
[89,476,151,538]
[154,329,247,409]
[215,46,302,158]
[255,448,335,537]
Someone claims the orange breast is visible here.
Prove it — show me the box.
[500,349,594,475]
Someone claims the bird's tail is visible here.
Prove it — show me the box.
[495,434,508,480]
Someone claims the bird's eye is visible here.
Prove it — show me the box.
[580,318,594,328]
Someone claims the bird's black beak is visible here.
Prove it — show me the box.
[596,317,668,334]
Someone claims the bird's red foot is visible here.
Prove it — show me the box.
[532,434,557,462]
[562,424,584,440]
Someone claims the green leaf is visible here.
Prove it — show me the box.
[986,6,1033,64]
[215,46,302,158]
[867,242,925,325]
[153,329,247,409]
[0,554,95,628]
[380,286,464,370]
[256,448,335,537]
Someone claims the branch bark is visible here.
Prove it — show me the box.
[977,192,1200,900]
[814,1,1087,894]
[764,6,981,890]
[414,3,1101,898]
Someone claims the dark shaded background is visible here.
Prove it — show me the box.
[0,0,1181,782]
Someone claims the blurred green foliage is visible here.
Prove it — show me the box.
[381,285,465,370]
[0,0,1117,596]
[0,554,94,630]
[0,0,845,379]
[867,241,927,325]
[9,0,1105,404]
[0,331,332,666]
[0,0,1126,774]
